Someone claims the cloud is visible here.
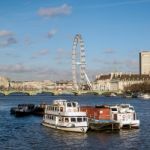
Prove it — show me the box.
[24,37,32,46]
[0,30,13,37]
[0,37,17,47]
[124,59,138,70]
[38,4,72,18]
[36,67,72,81]
[0,63,72,81]
[47,29,57,38]
[55,48,71,64]
[31,49,49,59]
[5,52,19,58]
[103,48,116,54]
[91,56,139,74]
[0,30,17,47]
[0,63,32,73]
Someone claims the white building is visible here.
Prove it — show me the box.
[94,72,150,92]
[0,76,10,89]
[139,51,150,75]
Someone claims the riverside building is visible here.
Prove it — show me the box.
[139,51,150,75]
[93,72,150,92]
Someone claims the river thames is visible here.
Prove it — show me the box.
[0,95,150,150]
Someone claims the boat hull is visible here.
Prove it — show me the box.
[42,122,88,133]
[89,121,120,131]
[15,111,32,117]
[120,120,140,129]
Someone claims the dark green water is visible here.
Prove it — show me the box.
[0,95,150,150]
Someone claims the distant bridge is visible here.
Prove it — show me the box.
[0,90,106,96]
[0,90,56,96]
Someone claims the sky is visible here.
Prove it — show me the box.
[0,0,150,81]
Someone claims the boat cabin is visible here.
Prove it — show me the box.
[45,100,80,113]
[80,105,111,120]
[110,104,139,128]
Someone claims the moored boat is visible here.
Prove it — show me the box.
[33,103,46,116]
[81,103,140,130]
[142,94,150,99]
[110,104,140,129]
[42,99,88,133]
[81,105,120,131]
[10,104,35,117]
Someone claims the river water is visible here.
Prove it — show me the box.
[0,95,150,150]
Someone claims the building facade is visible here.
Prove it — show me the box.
[93,72,150,92]
[0,76,10,89]
[139,51,150,75]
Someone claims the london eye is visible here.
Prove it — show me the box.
[72,34,92,90]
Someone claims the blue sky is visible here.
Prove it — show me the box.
[0,0,150,81]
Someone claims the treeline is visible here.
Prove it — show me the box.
[124,82,150,93]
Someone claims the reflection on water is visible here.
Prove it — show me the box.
[119,129,140,139]
[42,128,88,149]
[0,95,150,149]
[118,129,140,149]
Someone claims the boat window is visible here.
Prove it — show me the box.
[65,118,69,122]
[50,115,52,119]
[111,108,117,111]
[51,115,54,120]
[72,102,76,107]
[49,115,51,119]
[54,107,58,111]
[77,118,82,122]
[60,107,63,112]
[53,116,55,120]
[71,118,76,122]
[113,114,117,120]
[67,103,72,107]
[62,117,64,122]
[83,117,87,122]
[133,113,136,120]
[59,117,62,122]
[129,107,134,110]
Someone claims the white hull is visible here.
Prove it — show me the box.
[130,120,140,128]
[143,94,150,99]
[119,120,140,128]
[42,122,88,133]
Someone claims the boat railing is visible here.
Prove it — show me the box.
[45,110,86,116]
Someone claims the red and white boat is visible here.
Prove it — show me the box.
[81,104,140,130]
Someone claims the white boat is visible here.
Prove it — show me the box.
[42,99,88,133]
[110,104,140,129]
[142,94,150,99]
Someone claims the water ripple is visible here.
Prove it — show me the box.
[0,96,150,149]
